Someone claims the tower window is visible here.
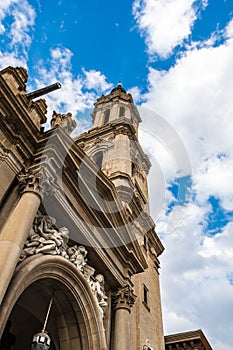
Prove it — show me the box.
[119,106,125,117]
[93,151,103,168]
[143,284,150,310]
[103,109,110,124]
[143,285,148,305]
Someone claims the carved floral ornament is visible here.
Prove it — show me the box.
[113,284,136,311]
[19,214,108,316]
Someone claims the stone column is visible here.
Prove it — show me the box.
[0,170,43,305]
[113,285,136,350]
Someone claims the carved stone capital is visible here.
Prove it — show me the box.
[17,168,59,199]
[18,169,40,196]
[113,285,136,311]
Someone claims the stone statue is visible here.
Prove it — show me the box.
[67,245,87,272]
[20,215,69,260]
[19,214,108,317]
[83,264,95,283]
[90,274,108,308]
[50,110,77,134]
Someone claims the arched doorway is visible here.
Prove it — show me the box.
[0,255,107,350]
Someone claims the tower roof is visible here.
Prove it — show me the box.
[110,82,126,94]
[95,82,133,105]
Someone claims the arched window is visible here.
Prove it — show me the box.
[103,109,110,124]
[119,106,125,117]
[93,151,103,168]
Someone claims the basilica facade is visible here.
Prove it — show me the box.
[0,66,212,350]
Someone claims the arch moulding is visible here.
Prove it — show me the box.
[0,255,107,350]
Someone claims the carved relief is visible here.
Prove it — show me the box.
[19,216,69,260]
[19,215,108,315]
[67,245,87,272]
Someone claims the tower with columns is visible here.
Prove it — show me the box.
[0,67,213,350]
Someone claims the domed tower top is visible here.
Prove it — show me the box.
[110,82,126,94]
[91,82,141,133]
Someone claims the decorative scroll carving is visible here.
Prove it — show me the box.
[50,111,77,134]
[113,285,136,311]
[20,215,108,315]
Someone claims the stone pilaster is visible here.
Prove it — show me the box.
[113,285,136,350]
[0,168,54,305]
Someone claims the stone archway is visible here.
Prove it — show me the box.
[0,255,107,350]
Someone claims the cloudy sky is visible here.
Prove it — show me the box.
[1,0,233,349]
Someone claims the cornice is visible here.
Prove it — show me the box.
[33,127,148,277]
[165,329,213,350]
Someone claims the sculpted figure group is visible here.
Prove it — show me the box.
[20,215,107,314]
[20,216,69,259]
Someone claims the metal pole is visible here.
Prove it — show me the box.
[26,82,61,100]
[42,290,54,333]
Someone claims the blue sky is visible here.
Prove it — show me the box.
[1,1,233,349]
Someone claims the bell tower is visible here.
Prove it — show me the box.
[76,83,151,214]
[76,84,165,349]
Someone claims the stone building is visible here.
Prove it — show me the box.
[0,66,212,350]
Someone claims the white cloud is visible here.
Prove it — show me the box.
[0,0,36,69]
[0,51,27,69]
[33,47,113,133]
[225,17,233,39]
[137,17,233,350]
[82,68,113,92]
[0,0,17,34]
[142,38,233,206]
[9,0,36,48]
[128,85,143,103]
[160,214,233,350]
[133,0,208,58]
